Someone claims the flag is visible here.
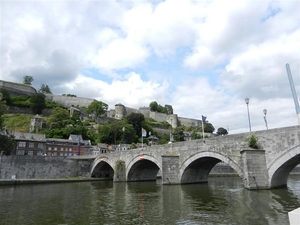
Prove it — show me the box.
[142,128,147,137]
[202,115,206,123]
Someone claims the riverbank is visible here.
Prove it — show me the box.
[0,177,108,186]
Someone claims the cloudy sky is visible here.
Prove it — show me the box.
[1,0,299,134]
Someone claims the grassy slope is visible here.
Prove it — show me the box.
[3,114,34,132]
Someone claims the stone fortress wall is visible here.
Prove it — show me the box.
[0,80,36,96]
[44,94,95,108]
[110,103,202,128]
[1,80,203,128]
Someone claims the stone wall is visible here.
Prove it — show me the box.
[149,111,168,122]
[178,117,201,127]
[0,80,37,96]
[0,155,94,179]
[45,94,95,108]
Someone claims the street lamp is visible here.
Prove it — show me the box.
[263,109,268,130]
[77,135,81,156]
[122,127,125,150]
[170,119,173,143]
[245,98,252,132]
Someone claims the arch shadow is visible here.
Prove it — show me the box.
[91,158,114,179]
[126,154,161,182]
[268,145,300,188]
[180,151,243,184]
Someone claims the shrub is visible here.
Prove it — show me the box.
[246,134,259,149]
[10,96,31,107]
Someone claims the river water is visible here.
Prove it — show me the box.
[0,176,299,225]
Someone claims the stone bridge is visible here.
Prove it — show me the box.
[90,125,300,190]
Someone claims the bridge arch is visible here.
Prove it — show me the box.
[126,154,161,182]
[268,144,300,188]
[90,157,114,179]
[180,151,243,184]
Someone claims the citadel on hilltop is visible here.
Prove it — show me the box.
[0,80,203,128]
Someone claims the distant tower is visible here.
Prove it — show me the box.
[115,103,126,119]
[30,114,43,133]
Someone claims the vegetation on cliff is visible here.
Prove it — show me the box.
[0,79,221,147]
[3,114,33,132]
[0,94,15,155]
[0,88,61,111]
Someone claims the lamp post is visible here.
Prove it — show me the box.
[122,127,125,150]
[169,119,173,144]
[245,98,252,132]
[77,135,81,156]
[263,109,268,130]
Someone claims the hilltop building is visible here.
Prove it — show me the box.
[1,80,205,129]
[106,103,202,129]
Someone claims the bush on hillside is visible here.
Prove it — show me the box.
[10,96,31,107]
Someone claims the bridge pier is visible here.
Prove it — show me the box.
[162,155,180,184]
[113,160,126,182]
[241,149,270,189]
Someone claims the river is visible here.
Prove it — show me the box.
[0,176,299,225]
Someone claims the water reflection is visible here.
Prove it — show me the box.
[0,177,300,225]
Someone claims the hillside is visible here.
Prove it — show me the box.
[3,114,34,133]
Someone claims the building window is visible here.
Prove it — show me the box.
[61,147,64,151]
[53,152,57,156]
[16,150,25,155]
[28,151,33,156]
[18,142,26,147]
[38,143,44,149]
[69,148,72,151]
[29,143,34,148]
[48,147,52,151]
[37,151,42,156]
[54,147,57,151]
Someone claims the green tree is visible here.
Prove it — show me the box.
[86,101,108,117]
[0,89,11,105]
[149,101,158,112]
[217,127,228,136]
[46,107,70,129]
[157,133,170,144]
[0,132,15,155]
[0,94,15,155]
[30,93,46,114]
[157,105,166,113]
[125,113,145,137]
[0,94,8,130]
[191,131,201,140]
[39,84,52,94]
[165,104,173,115]
[102,121,137,145]
[23,75,34,85]
[173,126,185,142]
[204,122,215,133]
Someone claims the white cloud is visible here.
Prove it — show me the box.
[95,39,150,70]
[1,0,299,134]
[60,72,169,110]
[220,29,300,99]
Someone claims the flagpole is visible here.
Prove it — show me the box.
[202,119,204,142]
[142,131,143,149]
[201,115,206,143]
